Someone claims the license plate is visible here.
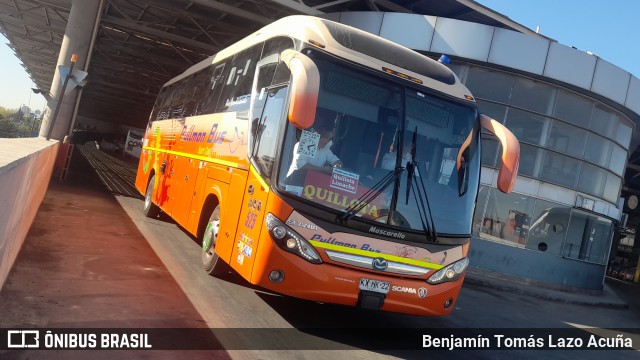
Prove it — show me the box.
[359,278,390,294]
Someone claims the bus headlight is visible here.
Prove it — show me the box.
[266,213,322,264]
[427,257,469,285]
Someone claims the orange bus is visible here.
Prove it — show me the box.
[135,15,519,316]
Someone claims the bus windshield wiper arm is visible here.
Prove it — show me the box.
[338,166,404,222]
[405,127,438,242]
[408,162,438,242]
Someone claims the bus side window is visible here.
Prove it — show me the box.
[256,64,278,91]
[171,76,193,119]
[253,86,288,180]
[261,37,294,86]
[186,69,209,116]
[272,62,291,86]
[217,45,263,113]
[151,87,168,121]
[202,63,226,114]
[157,84,176,120]
[261,37,294,59]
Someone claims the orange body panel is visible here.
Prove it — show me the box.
[228,168,269,279]
[135,113,250,234]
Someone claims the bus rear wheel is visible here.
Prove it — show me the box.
[201,205,225,275]
[143,175,161,218]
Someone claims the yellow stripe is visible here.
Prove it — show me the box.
[250,164,269,192]
[309,240,444,270]
[143,146,239,168]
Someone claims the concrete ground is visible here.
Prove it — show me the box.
[0,145,638,360]
[0,146,227,359]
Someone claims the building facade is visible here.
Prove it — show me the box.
[325,11,640,290]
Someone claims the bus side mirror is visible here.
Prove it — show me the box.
[281,49,319,129]
[480,114,520,193]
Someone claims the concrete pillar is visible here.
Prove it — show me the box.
[39,0,103,140]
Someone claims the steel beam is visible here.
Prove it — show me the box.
[0,12,66,34]
[264,0,322,15]
[188,0,273,24]
[101,15,218,54]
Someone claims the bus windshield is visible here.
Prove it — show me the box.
[277,54,480,237]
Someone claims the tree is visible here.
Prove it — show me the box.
[0,106,15,120]
[0,117,17,137]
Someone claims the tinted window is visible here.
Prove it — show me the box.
[510,78,556,115]
[554,90,593,128]
[547,120,586,158]
[262,37,294,59]
[216,45,264,113]
[466,67,513,103]
[186,69,210,116]
[201,63,227,114]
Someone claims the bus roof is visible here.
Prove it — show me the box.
[163,15,474,102]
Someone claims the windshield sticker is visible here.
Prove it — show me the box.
[330,168,359,194]
[298,130,320,157]
[303,172,383,218]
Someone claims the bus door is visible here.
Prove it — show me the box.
[229,57,290,280]
[230,169,269,280]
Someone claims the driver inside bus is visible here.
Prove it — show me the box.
[285,114,343,185]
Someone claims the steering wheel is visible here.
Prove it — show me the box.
[374,209,410,227]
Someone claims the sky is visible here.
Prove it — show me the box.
[0,34,46,111]
[1,1,640,111]
[474,0,640,78]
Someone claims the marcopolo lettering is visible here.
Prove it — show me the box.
[368,226,406,239]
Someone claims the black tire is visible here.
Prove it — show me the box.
[143,175,161,218]
[201,205,226,275]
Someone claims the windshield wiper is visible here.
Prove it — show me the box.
[405,127,438,242]
[338,166,405,222]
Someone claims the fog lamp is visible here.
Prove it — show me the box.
[269,270,285,283]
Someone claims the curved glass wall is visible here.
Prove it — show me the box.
[462,64,633,204]
[471,186,613,264]
[457,64,632,265]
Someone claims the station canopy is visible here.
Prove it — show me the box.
[0,0,533,128]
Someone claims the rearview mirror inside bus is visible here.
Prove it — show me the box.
[281,49,320,129]
[480,114,520,193]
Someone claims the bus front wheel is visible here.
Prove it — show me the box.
[143,175,161,218]
[201,205,225,275]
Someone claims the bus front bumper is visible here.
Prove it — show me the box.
[250,243,463,317]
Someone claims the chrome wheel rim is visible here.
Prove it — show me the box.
[202,216,220,260]
[144,184,152,210]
